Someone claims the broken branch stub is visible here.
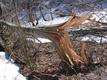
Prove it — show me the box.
[45,15,90,65]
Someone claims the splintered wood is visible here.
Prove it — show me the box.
[46,15,90,65]
[0,14,90,66]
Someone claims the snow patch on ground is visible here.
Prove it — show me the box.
[0,52,27,80]
[76,35,107,44]
[27,37,52,43]
[92,10,107,23]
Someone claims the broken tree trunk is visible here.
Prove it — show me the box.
[0,14,93,66]
[47,30,83,65]
[42,15,91,65]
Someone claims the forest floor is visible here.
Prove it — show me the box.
[16,37,107,80]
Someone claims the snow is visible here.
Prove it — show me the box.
[20,10,107,28]
[2,16,69,28]
[18,9,70,28]
[17,9,107,28]
[27,37,52,43]
[35,16,70,27]
[18,16,70,28]
[92,11,107,22]
[91,10,107,23]
[0,52,27,80]
[76,35,107,44]
[27,35,107,44]
[79,9,107,24]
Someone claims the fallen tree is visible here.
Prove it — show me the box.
[0,15,107,66]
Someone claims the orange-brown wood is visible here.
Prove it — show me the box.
[59,15,90,30]
[59,31,83,64]
[46,15,90,65]
[80,42,88,64]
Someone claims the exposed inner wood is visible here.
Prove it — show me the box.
[45,15,90,65]
[0,14,92,65]
[80,42,89,65]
